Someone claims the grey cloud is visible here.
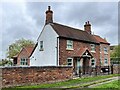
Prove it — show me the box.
[1,2,118,59]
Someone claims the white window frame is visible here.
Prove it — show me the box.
[91,58,96,67]
[66,40,73,50]
[67,58,73,66]
[20,58,28,66]
[104,47,108,54]
[40,41,43,51]
[104,58,108,65]
[90,44,95,52]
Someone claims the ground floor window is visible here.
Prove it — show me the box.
[67,58,73,66]
[104,58,108,65]
[20,58,28,65]
[91,58,95,67]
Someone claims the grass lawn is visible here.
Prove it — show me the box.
[94,80,120,89]
[2,74,120,90]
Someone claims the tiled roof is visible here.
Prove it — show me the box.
[50,23,99,44]
[93,35,110,45]
[13,46,34,58]
[72,48,93,58]
[24,46,34,56]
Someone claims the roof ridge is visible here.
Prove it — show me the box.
[52,22,85,32]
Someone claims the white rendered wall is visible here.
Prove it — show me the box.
[30,24,58,66]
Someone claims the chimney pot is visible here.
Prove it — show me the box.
[88,21,89,24]
[84,21,91,34]
[45,6,53,24]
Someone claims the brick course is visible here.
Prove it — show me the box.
[59,38,100,66]
[1,66,73,88]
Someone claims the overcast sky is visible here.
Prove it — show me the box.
[0,1,118,59]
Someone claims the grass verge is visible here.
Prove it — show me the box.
[94,80,120,89]
[2,74,120,90]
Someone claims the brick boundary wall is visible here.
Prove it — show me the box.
[113,64,120,74]
[1,66,73,88]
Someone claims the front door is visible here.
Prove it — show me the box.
[83,57,90,74]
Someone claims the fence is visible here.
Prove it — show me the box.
[74,65,118,77]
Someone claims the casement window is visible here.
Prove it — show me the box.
[104,58,108,65]
[66,40,73,50]
[91,58,95,67]
[90,44,95,52]
[104,47,108,53]
[20,58,28,65]
[40,41,43,51]
[67,58,73,66]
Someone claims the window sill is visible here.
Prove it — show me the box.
[104,52,108,54]
[104,64,108,66]
[91,51,96,53]
[39,49,44,51]
[66,48,74,51]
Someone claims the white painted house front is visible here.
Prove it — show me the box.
[30,24,59,66]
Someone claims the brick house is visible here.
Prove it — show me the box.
[13,46,34,66]
[30,6,110,75]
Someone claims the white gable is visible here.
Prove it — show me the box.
[30,24,59,66]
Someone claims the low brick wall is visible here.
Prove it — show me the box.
[112,64,120,74]
[0,68,2,89]
[1,66,73,88]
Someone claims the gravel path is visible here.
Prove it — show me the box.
[59,76,119,88]
[88,76,119,88]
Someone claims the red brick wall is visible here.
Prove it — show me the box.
[2,66,73,88]
[17,48,30,66]
[59,38,100,66]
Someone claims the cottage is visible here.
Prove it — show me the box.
[13,46,34,66]
[30,6,110,75]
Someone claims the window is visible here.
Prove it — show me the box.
[91,58,95,67]
[67,40,73,50]
[104,47,108,53]
[20,58,28,65]
[67,58,73,66]
[40,41,43,51]
[90,44,95,51]
[104,58,108,65]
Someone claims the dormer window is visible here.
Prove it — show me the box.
[66,40,73,50]
[40,41,43,51]
[90,44,95,52]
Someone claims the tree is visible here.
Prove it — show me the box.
[7,38,35,58]
[110,45,120,64]
[110,45,120,58]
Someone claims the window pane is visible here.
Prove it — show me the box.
[40,41,43,50]
[67,58,72,66]
[67,40,73,49]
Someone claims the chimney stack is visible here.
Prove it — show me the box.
[45,6,53,24]
[84,21,91,34]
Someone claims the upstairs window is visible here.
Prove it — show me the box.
[67,40,73,50]
[91,44,95,52]
[40,41,43,51]
[67,58,73,66]
[20,58,28,65]
[104,47,108,53]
